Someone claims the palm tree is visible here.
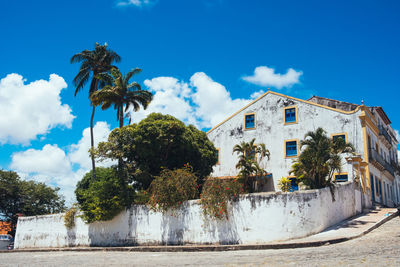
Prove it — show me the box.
[70,43,121,178]
[233,138,270,192]
[290,127,354,189]
[91,67,153,128]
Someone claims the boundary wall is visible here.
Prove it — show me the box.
[15,182,362,248]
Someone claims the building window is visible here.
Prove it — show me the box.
[334,173,348,182]
[289,177,298,191]
[244,113,256,129]
[284,106,297,124]
[332,133,347,143]
[216,148,220,164]
[285,140,298,158]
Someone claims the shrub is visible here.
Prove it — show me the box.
[75,167,134,223]
[64,206,77,229]
[148,164,198,213]
[278,177,292,192]
[200,178,243,220]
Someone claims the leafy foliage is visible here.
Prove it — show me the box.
[290,128,355,189]
[0,170,66,235]
[75,167,133,223]
[91,67,153,128]
[233,138,270,192]
[200,178,243,220]
[95,113,218,190]
[277,177,292,192]
[147,165,198,213]
[64,206,78,229]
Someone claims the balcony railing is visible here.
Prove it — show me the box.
[368,148,394,176]
[378,125,392,145]
[391,160,400,174]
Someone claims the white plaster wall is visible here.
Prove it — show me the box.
[207,92,363,190]
[15,183,359,249]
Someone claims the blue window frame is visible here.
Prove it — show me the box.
[285,141,298,157]
[334,174,348,182]
[245,114,255,129]
[289,177,298,191]
[216,149,220,164]
[285,108,296,123]
[333,134,346,142]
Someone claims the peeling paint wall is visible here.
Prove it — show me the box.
[15,183,360,249]
[207,93,364,190]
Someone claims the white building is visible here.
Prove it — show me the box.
[207,90,400,208]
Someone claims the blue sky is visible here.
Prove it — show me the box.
[1,0,399,202]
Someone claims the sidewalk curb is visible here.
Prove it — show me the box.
[2,210,398,253]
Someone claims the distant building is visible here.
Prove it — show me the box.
[207,90,400,208]
[0,221,13,235]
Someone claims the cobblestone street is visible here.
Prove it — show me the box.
[2,216,399,266]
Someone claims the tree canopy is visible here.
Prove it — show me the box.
[75,167,133,223]
[290,127,355,189]
[233,138,270,192]
[0,170,65,235]
[94,113,218,190]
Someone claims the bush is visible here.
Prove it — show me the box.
[64,206,77,229]
[278,177,292,192]
[200,178,243,220]
[75,167,133,223]
[148,164,198,213]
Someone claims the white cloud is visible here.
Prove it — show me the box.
[117,0,153,7]
[0,73,75,145]
[131,72,251,129]
[190,72,250,128]
[10,144,72,178]
[242,66,303,89]
[250,89,266,99]
[136,77,197,125]
[10,122,114,204]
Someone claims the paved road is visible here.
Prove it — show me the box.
[1,216,400,266]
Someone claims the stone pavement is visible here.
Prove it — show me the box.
[2,206,398,253]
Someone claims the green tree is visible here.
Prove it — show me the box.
[75,167,133,223]
[233,138,270,193]
[290,127,355,189]
[95,113,218,190]
[0,170,65,235]
[70,43,121,179]
[91,67,153,128]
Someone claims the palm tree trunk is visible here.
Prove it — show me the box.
[90,105,96,180]
[118,105,124,183]
[119,105,124,128]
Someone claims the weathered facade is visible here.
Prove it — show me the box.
[207,91,400,208]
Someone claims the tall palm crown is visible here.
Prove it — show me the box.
[91,67,153,128]
[70,43,121,96]
[290,127,354,189]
